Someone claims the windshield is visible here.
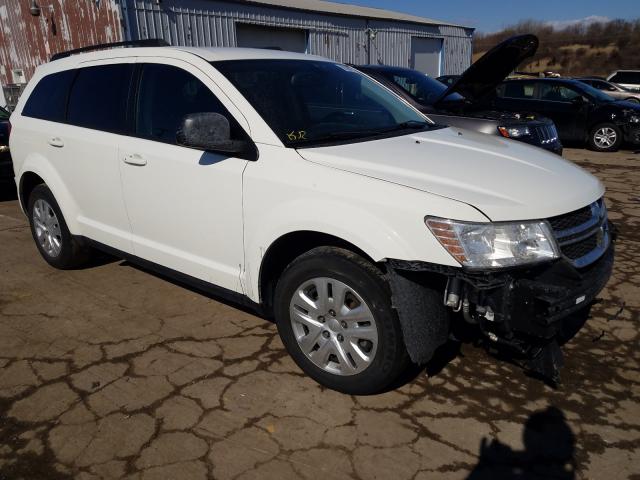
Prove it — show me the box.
[213,60,430,147]
[380,69,464,105]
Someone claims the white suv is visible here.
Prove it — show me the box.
[9,43,614,394]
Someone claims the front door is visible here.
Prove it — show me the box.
[535,83,588,141]
[119,60,249,292]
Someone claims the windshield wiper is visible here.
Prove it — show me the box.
[292,121,430,147]
[320,121,429,139]
[379,120,430,133]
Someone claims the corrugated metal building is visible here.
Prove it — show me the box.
[0,0,473,108]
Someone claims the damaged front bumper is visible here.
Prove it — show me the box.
[386,240,614,381]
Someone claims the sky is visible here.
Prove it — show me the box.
[337,0,640,32]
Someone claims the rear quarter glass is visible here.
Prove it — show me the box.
[22,70,76,122]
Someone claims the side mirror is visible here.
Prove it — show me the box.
[176,112,249,155]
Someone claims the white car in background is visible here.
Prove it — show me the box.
[9,43,614,394]
[607,70,640,92]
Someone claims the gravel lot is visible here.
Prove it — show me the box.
[0,148,638,480]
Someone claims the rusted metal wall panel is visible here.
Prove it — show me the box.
[0,0,124,87]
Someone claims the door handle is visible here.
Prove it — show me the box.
[48,137,64,148]
[123,153,147,166]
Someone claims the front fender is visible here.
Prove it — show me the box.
[242,145,487,302]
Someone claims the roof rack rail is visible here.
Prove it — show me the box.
[50,39,169,61]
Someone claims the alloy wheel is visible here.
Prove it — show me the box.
[289,277,378,376]
[593,127,618,149]
[32,199,62,258]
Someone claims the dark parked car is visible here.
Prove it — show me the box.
[491,78,640,151]
[0,106,12,182]
[435,75,460,87]
[577,77,640,103]
[355,35,563,155]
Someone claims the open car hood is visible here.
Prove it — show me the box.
[434,34,539,107]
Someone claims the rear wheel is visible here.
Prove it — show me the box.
[27,184,91,269]
[274,247,411,395]
[588,123,622,152]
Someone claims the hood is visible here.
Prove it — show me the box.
[434,34,539,107]
[615,100,640,111]
[297,127,603,222]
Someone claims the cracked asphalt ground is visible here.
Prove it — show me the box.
[0,148,638,480]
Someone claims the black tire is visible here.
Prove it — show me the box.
[588,123,623,152]
[274,246,411,395]
[27,184,91,269]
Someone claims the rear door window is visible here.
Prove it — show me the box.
[135,63,245,145]
[67,64,134,134]
[496,82,536,100]
[22,70,76,122]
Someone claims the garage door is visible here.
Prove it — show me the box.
[411,37,443,76]
[236,24,308,53]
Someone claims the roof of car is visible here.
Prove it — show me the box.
[39,46,332,76]
[57,46,329,62]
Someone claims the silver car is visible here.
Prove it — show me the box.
[578,78,640,104]
[606,71,640,93]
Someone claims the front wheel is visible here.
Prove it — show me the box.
[588,123,623,152]
[274,247,411,395]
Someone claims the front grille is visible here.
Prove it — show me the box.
[548,199,609,268]
[562,233,599,260]
[531,124,559,146]
[548,205,593,232]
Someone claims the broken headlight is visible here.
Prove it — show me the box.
[425,218,560,268]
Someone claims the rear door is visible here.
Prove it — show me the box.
[118,59,248,292]
[57,60,135,251]
[16,70,75,199]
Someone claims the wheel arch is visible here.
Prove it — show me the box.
[18,171,45,212]
[17,159,81,232]
[257,230,378,315]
